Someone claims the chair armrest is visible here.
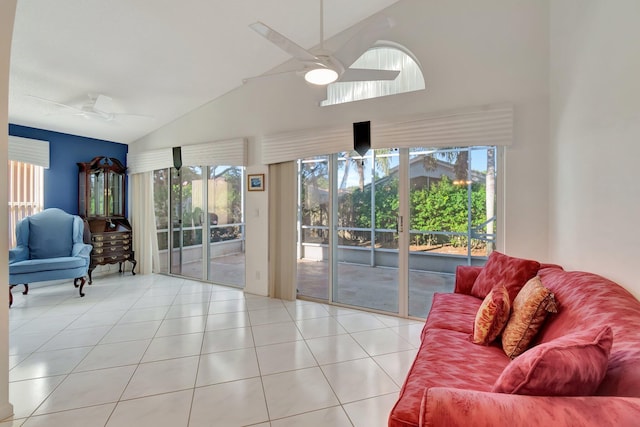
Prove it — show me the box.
[9,246,29,263]
[421,387,640,427]
[454,265,483,295]
[72,242,93,259]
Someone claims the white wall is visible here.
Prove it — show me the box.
[131,0,551,295]
[1,0,17,420]
[550,0,640,299]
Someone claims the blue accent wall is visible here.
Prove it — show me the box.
[8,124,128,215]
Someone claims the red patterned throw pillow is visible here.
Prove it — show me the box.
[492,325,613,396]
[471,251,540,303]
[501,276,558,358]
[472,285,511,345]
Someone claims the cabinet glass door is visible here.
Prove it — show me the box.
[89,171,104,217]
[107,170,124,217]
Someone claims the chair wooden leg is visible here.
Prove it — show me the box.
[78,277,86,298]
[8,284,27,307]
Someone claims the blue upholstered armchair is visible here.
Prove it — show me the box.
[8,208,92,306]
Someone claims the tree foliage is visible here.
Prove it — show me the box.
[153,166,244,250]
[331,175,487,248]
[410,176,486,247]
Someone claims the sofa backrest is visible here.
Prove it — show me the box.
[26,208,74,259]
[537,267,640,397]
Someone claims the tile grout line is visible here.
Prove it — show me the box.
[11,280,142,422]
[184,281,214,427]
[8,274,418,426]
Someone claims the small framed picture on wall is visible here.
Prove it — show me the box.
[247,173,265,191]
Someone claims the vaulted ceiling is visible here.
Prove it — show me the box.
[8,0,400,143]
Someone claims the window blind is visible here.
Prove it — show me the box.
[8,160,44,248]
[8,135,50,168]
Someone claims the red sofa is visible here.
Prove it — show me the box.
[389,263,640,427]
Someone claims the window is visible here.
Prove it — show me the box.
[321,44,425,106]
[8,160,44,248]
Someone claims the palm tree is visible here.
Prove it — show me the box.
[339,149,394,191]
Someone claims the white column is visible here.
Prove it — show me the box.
[0,0,18,420]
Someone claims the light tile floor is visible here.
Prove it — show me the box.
[4,273,424,427]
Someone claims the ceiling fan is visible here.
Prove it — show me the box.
[245,0,400,85]
[29,93,152,122]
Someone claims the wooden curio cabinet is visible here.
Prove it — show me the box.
[78,156,136,283]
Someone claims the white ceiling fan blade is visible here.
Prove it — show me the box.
[69,111,152,122]
[242,68,304,84]
[29,94,151,122]
[27,95,85,113]
[338,68,400,82]
[250,21,319,62]
[333,15,395,68]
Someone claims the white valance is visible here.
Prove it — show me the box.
[127,138,247,174]
[127,148,173,174]
[262,126,352,165]
[372,104,514,149]
[181,138,247,167]
[261,104,514,164]
[8,135,50,168]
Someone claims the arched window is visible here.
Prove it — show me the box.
[321,43,425,106]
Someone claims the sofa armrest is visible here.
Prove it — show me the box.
[454,265,483,295]
[421,387,640,427]
[9,246,29,263]
[72,242,93,259]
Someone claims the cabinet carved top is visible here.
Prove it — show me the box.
[77,156,126,174]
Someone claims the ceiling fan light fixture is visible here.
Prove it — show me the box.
[304,67,338,85]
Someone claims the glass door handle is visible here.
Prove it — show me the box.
[397,215,404,233]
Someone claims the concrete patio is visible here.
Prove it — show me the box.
[168,253,455,319]
[296,259,455,318]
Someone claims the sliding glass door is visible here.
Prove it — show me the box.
[297,146,497,318]
[407,147,496,317]
[297,156,330,299]
[207,165,245,287]
[153,164,246,287]
[170,166,204,279]
[333,149,400,313]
